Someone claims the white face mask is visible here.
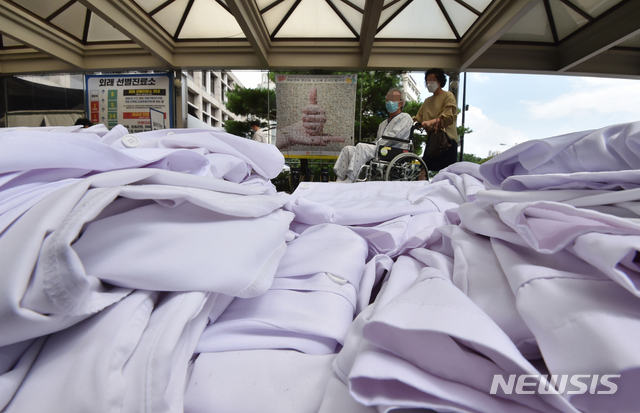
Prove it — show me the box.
[426,82,439,93]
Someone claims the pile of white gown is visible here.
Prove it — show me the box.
[1,121,640,413]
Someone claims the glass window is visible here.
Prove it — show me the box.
[5,75,84,112]
[0,78,5,127]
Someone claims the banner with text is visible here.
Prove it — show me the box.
[275,74,357,157]
[85,73,173,132]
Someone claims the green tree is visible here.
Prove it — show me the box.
[403,100,422,117]
[462,153,484,163]
[354,71,403,143]
[462,152,494,164]
[224,86,276,138]
[457,125,472,137]
[456,106,472,139]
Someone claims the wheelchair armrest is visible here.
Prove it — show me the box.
[380,135,411,144]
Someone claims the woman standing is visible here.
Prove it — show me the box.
[413,68,458,173]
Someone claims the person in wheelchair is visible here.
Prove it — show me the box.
[333,87,413,182]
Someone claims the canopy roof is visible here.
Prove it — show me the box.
[1,0,639,77]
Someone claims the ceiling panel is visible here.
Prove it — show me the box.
[566,0,623,18]
[153,0,190,37]
[550,0,589,41]
[331,0,363,35]
[178,0,245,39]
[50,2,87,41]
[378,0,409,29]
[256,0,279,10]
[461,0,492,13]
[441,0,478,37]
[618,32,640,48]
[345,0,365,9]
[274,0,356,38]
[135,0,170,13]
[0,0,638,79]
[500,1,554,43]
[11,0,67,19]
[262,0,297,34]
[377,0,456,39]
[87,12,131,42]
[1,35,25,47]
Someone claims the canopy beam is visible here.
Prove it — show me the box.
[359,0,384,69]
[0,2,84,68]
[78,0,175,68]
[460,0,540,71]
[558,0,640,72]
[227,0,271,67]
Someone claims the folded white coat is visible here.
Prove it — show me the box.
[3,122,640,413]
[195,224,368,355]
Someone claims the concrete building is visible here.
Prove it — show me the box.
[257,72,275,91]
[402,73,420,103]
[184,70,245,128]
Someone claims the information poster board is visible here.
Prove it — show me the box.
[85,72,173,132]
[275,74,357,156]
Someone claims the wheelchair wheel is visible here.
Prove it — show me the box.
[384,153,428,181]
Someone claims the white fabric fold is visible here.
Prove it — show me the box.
[350,259,578,413]
[479,122,640,188]
[185,350,335,413]
[4,290,158,413]
[5,121,640,413]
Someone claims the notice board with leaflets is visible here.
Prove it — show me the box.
[85,72,173,132]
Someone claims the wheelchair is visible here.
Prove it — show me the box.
[355,125,428,182]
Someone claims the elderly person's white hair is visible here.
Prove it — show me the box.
[386,87,406,103]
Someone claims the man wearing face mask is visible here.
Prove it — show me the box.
[334,87,412,182]
[414,68,458,174]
